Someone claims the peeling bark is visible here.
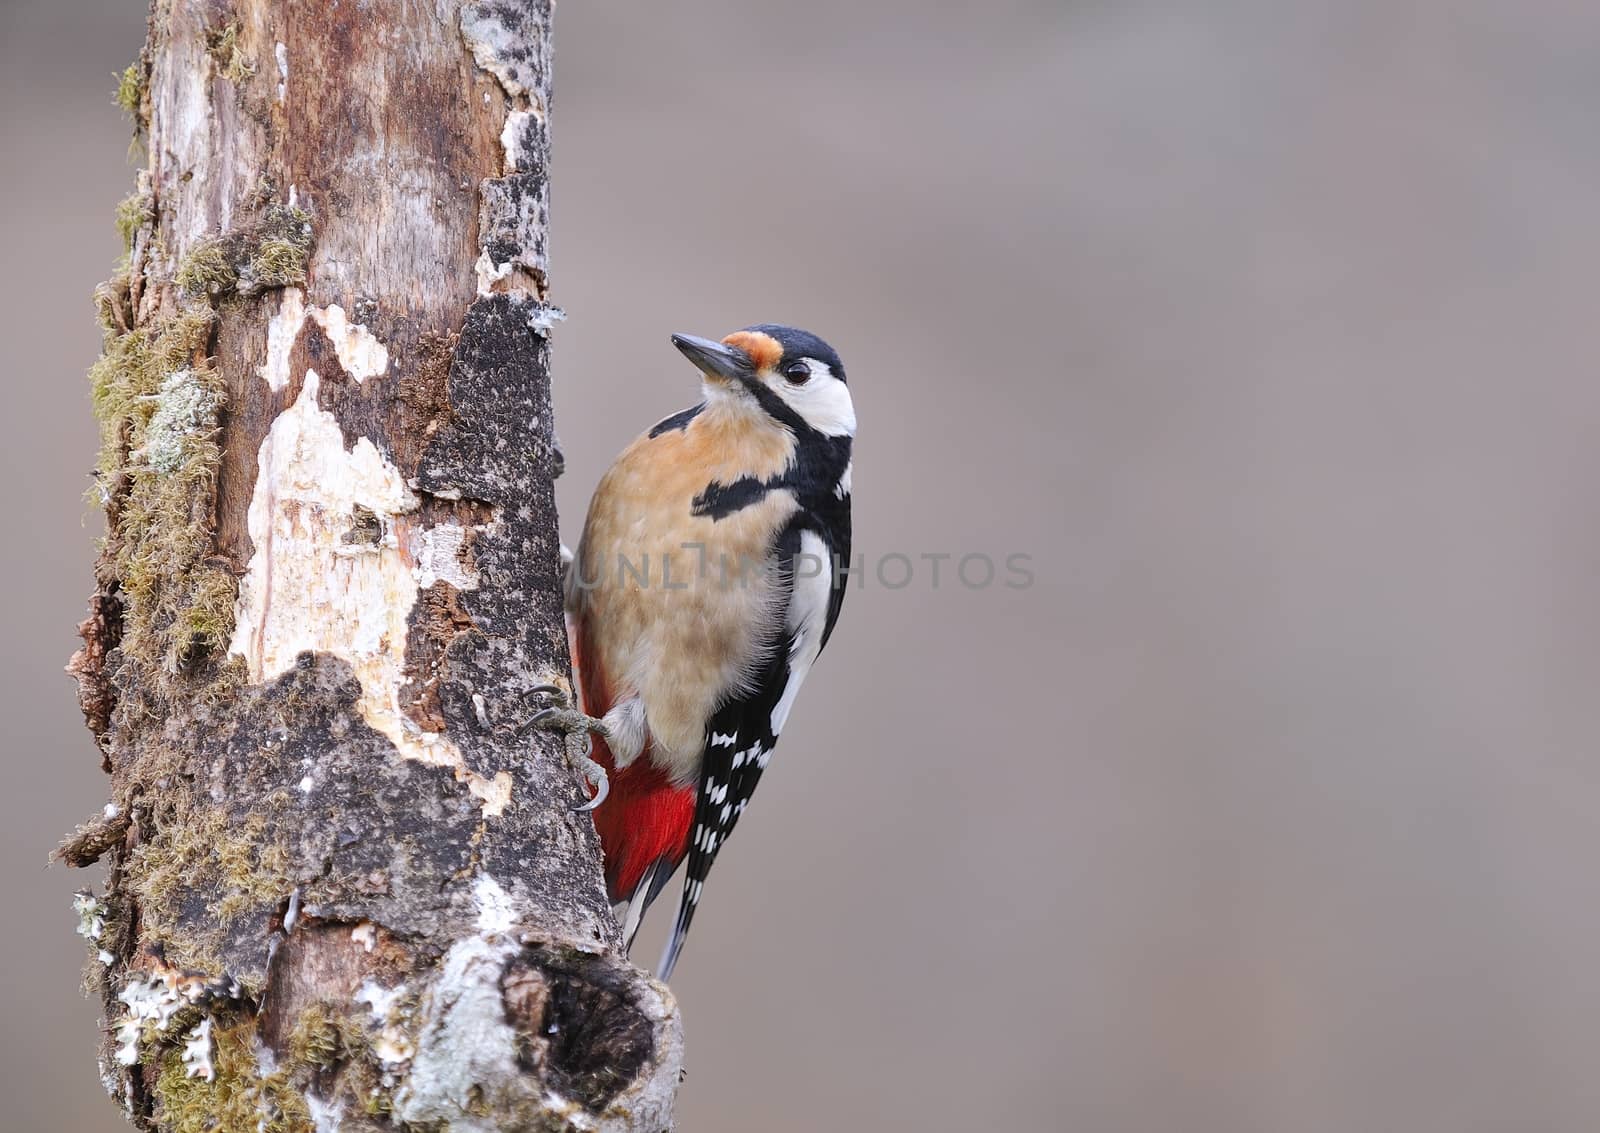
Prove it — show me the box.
[65,3,682,1129]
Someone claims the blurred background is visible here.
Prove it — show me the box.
[5,0,1600,1129]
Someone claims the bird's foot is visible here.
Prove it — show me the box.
[527,685,610,812]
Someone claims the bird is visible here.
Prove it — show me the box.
[534,324,854,980]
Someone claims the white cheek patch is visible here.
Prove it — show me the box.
[780,361,856,438]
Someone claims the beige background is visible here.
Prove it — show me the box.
[5,1,1600,1130]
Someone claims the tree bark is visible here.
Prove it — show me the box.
[63,3,683,1129]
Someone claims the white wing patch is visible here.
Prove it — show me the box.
[770,529,834,738]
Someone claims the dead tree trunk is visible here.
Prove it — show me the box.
[62,3,682,1129]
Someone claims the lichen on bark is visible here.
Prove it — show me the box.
[86,304,234,677]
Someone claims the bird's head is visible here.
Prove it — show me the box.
[671,324,855,439]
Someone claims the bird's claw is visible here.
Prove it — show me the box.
[513,686,570,733]
[570,754,610,812]
[530,705,605,740]
[522,690,610,813]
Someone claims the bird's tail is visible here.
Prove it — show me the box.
[614,857,673,951]
[656,876,700,981]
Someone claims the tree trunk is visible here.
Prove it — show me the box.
[62,3,683,1129]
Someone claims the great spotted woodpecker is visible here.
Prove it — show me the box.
[536,325,854,979]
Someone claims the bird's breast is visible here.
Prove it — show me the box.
[570,416,800,780]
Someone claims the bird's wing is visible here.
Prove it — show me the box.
[656,521,844,979]
[816,487,850,652]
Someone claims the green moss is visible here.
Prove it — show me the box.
[362,1088,395,1118]
[87,306,211,480]
[291,1010,343,1071]
[287,1002,369,1071]
[177,569,238,664]
[93,275,134,338]
[114,61,143,119]
[241,205,314,292]
[87,305,238,674]
[114,191,153,253]
[152,1022,313,1133]
[176,204,314,301]
[174,241,236,298]
[128,805,292,960]
[149,1004,392,1132]
[254,238,310,289]
[205,20,255,83]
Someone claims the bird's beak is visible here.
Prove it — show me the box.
[671,333,754,385]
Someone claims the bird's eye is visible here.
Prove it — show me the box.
[783,362,812,385]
